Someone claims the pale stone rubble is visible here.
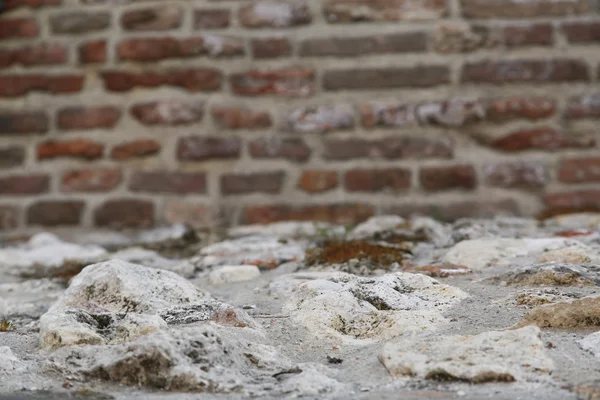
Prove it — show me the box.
[1,213,600,398]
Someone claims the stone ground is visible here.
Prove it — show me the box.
[2,214,600,399]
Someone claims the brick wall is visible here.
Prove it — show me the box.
[1,0,600,231]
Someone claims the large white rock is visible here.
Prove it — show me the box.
[379,326,554,383]
[276,272,468,344]
[349,215,407,240]
[209,265,261,285]
[580,331,600,357]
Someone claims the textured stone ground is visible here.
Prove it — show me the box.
[2,214,600,399]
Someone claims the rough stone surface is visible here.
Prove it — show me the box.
[518,295,600,328]
[495,262,600,286]
[208,265,261,285]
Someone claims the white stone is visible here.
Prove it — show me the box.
[110,247,194,277]
[228,221,345,239]
[209,265,261,285]
[579,331,600,357]
[349,215,406,239]
[0,346,23,373]
[538,243,597,264]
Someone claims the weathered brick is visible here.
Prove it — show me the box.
[241,203,374,225]
[27,201,84,227]
[416,98,485,127]
[0,147,25,169]
[177,136,241,161]
[297,170,338,193]
[117,36,244,61]
[111,139,160,160]
[130,171,207,194]
[221,171,284,195]
[462,59,590,84]
[387,199,520,222]
[323,137,453,160]
[0,18,39,39]
[61,168,122,192]
[194,9,230,29]
[488,128,595,152]
[433,23,500,53]
[419,165,477,191]
[565,94,600,119]
[78,40,106,64]
[4,0,60,10]
[94,199,154,229]
[461,0,590,18]
[285,104,354,133]
[164,202,213,228]
[544,190,600,214]
[121,5,182,31]
[562,22,600,43]
[484,162,546,188]
[300,32,426,57]
[101,69,221,93]
[0,205,18,231]
[212,106,272,130]
[324,66,450,90]
[57,106,121,131]
[252,38,291,59]
[345,168,411,192]
[0,111,48,134]
[0,74,84,97]
[558,157,600,183]
[50,12,110,34]
[249,137,311,163]
[359,102,414,128]
[131,100,204,126]
[0,44,67,69]
[487,96,556,122]
[504,23,553,47]
[231,68,315,97]
[0,175,49,195]
[240,1,311,28]
[324,0,448,22]
[37,139,104,160]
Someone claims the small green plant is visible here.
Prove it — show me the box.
[0,319,12,332]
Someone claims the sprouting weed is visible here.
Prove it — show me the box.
[0,319,13,332]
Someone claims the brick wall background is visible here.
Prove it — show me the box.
[1,0,600,231]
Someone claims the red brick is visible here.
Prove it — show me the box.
[558,157,600,183]
[37,139,104,160]
[324,66,450,90]
[94,199,154,229]
[344,168,411,192]
[57,106,121,131]
[562,22,600,43]
[50,12,110,34]
[0,111,48,134]
[297,170,338,193]
[212,107,272,130]
[487,96,556,122]
[249,137,311,163]
[121,5,182,31]
[111,139,160,161]
[461,0,590,18]
[131,101,204,126]
[359,102,414,128]
[419,165,477,192]
[285,104,354,133]
[27,201,84,227]
[164,202,213,228]
[117,37,243,61]
[300,32,426,57]
[231,68,315,97]
[130,171,207,194]
[177,136,241,161]
[241,203,374,225]
[0,175,49,195]
[461,59,590,84]
[101,69,221,93]
[240,1,311,28]
[0,44,67,69]
[194,9,230,29]
[4,0,60,10]
[565,94,600,119]
[323,137,453,160]
[416,98,485,127]
[488,128,595,152]
[504,23,553,47]
[221,171,285,195]
[0,74,84,97]
[0,205,18,230]
[484,162,546,188]
[61,168,122,192]
[252,38,291,59]
[324,0,448,22]
[78,40,106,64]
[0,147,25,169]
[543,190,600,214]
[387,199,520,222]
[0,18,39,39]
[433,23,500,53]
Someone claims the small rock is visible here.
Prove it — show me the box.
[228,221,345,239]
[109,247,194,277]
[538,244,596,264]
[517,295,600,328]
[349,215,407,240]
[579,331,600,357]
[0,346,23,372]
[209,265,261,285]
[543,212,600,231]
[512,289,583,308]
[496,262,600,286]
